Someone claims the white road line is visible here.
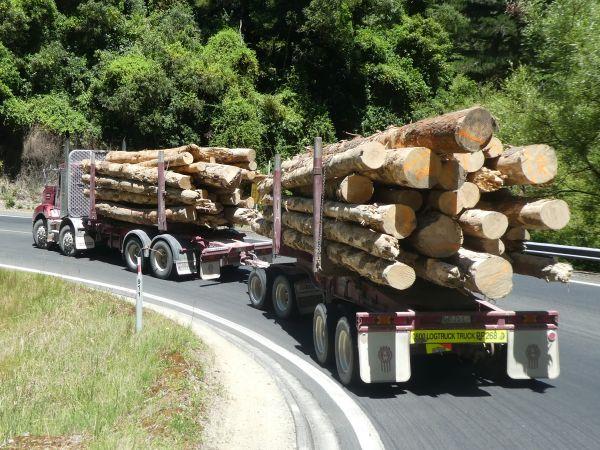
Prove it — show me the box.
[570,280,600,288]
[0,228,29,234]
[0,262,384,450]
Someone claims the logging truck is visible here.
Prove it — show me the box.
[32,147,271,280]
[246,145,560,385]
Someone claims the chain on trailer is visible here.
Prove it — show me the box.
[313,136,325,274]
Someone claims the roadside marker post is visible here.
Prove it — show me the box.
[136,256,143,332]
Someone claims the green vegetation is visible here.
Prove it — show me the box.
[0,0,598,250]
[0,269,209,448]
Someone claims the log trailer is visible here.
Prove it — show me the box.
[32,145,271,280]
[247,140,560,385]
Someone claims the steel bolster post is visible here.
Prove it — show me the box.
[273,154,282,256]
[157,150,167,232]
[89,152,96,220]
[313,137,323,274]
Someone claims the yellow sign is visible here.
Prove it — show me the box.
[411,329,508,344]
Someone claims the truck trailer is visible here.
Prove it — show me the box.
[246,144,560,385]
[32,145,271,280]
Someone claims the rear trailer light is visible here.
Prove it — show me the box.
[548,331,557,342]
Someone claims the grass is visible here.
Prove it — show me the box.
[0,269,211,448]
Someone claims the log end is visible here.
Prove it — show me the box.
[519,144,558,185]
[341,174,374,204]
[540,199,570,230]
[480,211,509,239]
[410,212,463,258]
[470,254,513,299]
[384,204,417,239]
[455,106,495,152]
[403,147,442,189]
[483,136,503,159]
[383,263,417,290]
[458,182,480,209]
[360,142,388,170]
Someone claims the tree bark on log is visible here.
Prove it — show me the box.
[230,161,258,170]
[321,106,495,155]
[217,189,255,208]
[104,147,191,164]
[448,248,513,299]
[84,188,222,213]
[458,209,508,239]
[81,160,193,189]
[281,142,386,189]
[325,242,416,290]
[509,253,572,283]
[363,147,441,189]
[82,174,208,204]
[137,152,193,167]
[408,211,463,258]
[447,151,485,173]
[409,258,462,288]
[436,159,467,190]
[504,227,531,241]
[467,167,505,192]
[224,207,258,226]
[478,198,570,230]
[185,145,256,164]
[463,236,505,255]
[175,162,242,189]
[294,174,374,204]
[262,195,416,239]
[95,202,197,225]
[483,136,503,159]
[373,187,423,210]
[264,209,404,261]
[489,144,557,185]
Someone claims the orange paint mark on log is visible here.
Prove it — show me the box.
[457,129,487,145]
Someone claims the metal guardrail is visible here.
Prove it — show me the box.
[524,242,600,262]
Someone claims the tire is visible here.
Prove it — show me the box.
[59,224,78,257]
[313,303,335,366]
[247,269,271,310]
[149,240,174,279]
[32,219,48,249]
[334,315,360,386]
[123,236,144,273]
[272,275,296,319]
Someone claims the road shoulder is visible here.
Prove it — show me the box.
[141,302,296,450]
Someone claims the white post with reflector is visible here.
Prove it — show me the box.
[136,256,143,332]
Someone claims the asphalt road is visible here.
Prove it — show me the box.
[2,214,600,449]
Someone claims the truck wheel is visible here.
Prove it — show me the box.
[335,315,360,386]
[313,303,335,365]
[247,269,271,310]
[150,240,174,279]
[123,236,144,273]
[272,275,296,319]
[59,224,78,257]
[32,219,49,249]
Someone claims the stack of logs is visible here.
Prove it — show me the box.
[253,106,573,300]
[81,144,262,228]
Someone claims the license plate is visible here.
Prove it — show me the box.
[411,329,508,344]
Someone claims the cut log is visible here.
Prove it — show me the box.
[409,258,462,288]
[175,162,242,189]
[463,236,505,255]
[479,198,570,230]
[427,183,480,216]
[483,136,503,159]
[185,145,256,164]
[295,174,374,204]
[363,147,441,189]
[489,144,557,185]
[195,214,229,227]
[436,159,467,190]
[458,209,508,239]
[504,227,531,241]
[448,151,485,173]
[137,152,193,167]
[408,212,463,258]
[467,167,505,192]
[104,147,191,164]
[82,174,208,204]
[510,253,572,283]
[262,195,416,239]
[281,142,386,189]
[373,188,423,211]
[264,209,404,261]
[231,161,258,171]
[95,202,196,225]
[217,189,255,208]
[84,188,222,213]
[81,160,193,190]
[325,241,416,290]
[448,248,514,299]
[224,207,258,226]
[322,106,495,155]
